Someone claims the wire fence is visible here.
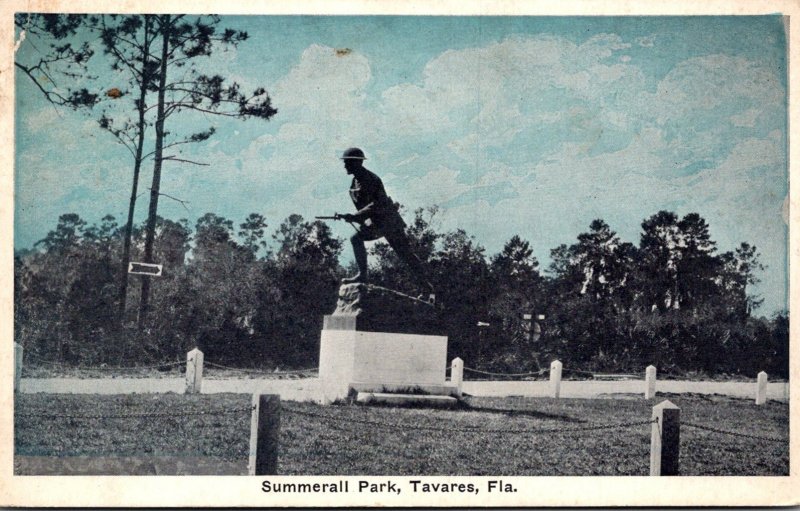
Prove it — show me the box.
[462,367,548,378]
[17,403,656,436]
[461,366,599,380]
[22,403,782,444]
[14,394,789,476]
[204,361,317,378]
[24,355,184,372]
[592,373,643,380]
[14,406,254,421]
[17,398,655,472]
[24,353,638,383]
[22,354,317,379]
[683,421,788,443]
[283,406,657,435]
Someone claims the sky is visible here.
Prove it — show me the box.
[14,15,788,313]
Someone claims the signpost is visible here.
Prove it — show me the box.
[477,321,490,364]
[524,312,544,370]
[128,262,163,276]
[523,313,544,342]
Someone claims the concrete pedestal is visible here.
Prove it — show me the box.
[319,328,452,402]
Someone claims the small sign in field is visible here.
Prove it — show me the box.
[128,262,163,276]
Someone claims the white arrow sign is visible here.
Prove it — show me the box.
[128,261,163,276]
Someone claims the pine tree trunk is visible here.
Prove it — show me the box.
[138,14,170,327]
[118,15,152,325]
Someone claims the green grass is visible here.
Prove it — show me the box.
[14,393,788,476]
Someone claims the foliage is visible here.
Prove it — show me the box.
[14,207,788,376]
[266,215,344,364]
[15,212,340,368]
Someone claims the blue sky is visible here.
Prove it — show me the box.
[15,15,788,313]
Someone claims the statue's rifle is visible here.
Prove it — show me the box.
[315,213,358,231]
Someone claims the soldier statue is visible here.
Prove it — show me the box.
[334,147,435,301]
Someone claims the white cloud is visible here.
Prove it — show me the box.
[271,44,371,113]
[379,83,456,135]
[394,165,470,207]
[642,54,783,123]
[729,108,761,128]
[23,108,61,132]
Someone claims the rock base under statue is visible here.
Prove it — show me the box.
[324,283,442,335]
[318,284,457,403]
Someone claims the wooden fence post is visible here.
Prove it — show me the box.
[185,348,204,394]
[14,343,23,393]
[650,400,680,476]
[645,365,657,399]
[451,357,464,397]
[550,360,562,398]
[755,371,768,405]
[248,394,281,475]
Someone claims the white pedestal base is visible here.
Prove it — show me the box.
[319,329,450,402]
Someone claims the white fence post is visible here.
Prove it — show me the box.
[14,343,23,393]
[451,357,464,397]
[755,371,768,405]
[248,393,280,475]
[550,360,562,398]
[650,400,680,476]
[185,348,204,394]
[645,365,657,399]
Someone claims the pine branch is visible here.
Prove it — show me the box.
[148,188,190,211]
[14,62,71,105]
[161,155,210,166]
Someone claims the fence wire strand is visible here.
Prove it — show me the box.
[204,361,318,376]
[25,355,184,371]
[25,355,318,377]
[683,421,787,443]
[561,368,597,377]
[15,406,254,421]
[463,366,548,377]
[284,406,656,435]
[462,366,597,378]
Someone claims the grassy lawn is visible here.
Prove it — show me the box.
[14,393,788,476]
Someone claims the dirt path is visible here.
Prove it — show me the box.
[19,377,789,402]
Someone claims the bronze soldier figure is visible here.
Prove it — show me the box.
[337,147,435,299]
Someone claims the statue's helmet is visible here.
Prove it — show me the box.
[341,147,366,160]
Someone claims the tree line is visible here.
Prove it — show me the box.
[14,207,788,377]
